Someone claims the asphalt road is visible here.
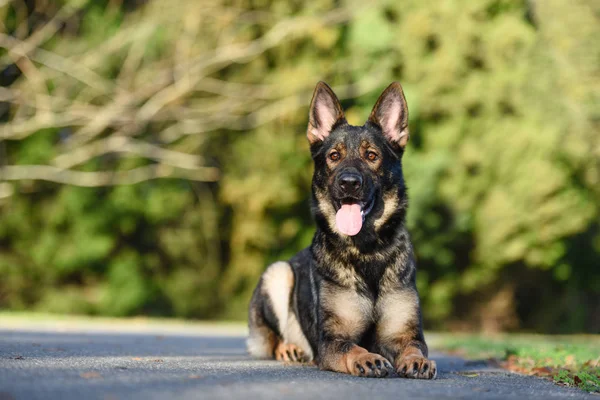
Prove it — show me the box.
[0,321,594,400]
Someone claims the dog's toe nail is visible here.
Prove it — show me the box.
[356,363,365,375]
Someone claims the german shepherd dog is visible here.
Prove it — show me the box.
[247,82,436,379]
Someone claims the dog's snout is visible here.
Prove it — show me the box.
[338,172,363,194]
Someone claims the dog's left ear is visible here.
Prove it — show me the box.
[368,82,409,149]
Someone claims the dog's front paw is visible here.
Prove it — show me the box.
[350,353,394,378]
[274,342,309,363]
[397,355,437,379]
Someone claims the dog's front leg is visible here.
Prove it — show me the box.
[377,289,437,379]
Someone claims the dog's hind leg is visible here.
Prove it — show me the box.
[247,261,313,362]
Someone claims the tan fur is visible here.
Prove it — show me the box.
[320,344,367,373]
[283,310,314,360]
[274,342,309,362]
[374,192,399,230]
[379,252,412,290]
[341,345,368,373]
[246,321,277,358]
[261,261,294,335]
[323,345,393,377]
[256,261,314,361]
[376,289,419,343]
[396,346,437,379]
[329,261,362,287]
[400,346,424,360]
[315,190,340,235]
[321,283,373,338]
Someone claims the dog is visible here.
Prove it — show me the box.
[247,81,436,379]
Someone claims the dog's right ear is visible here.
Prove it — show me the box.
[307,81,345,144]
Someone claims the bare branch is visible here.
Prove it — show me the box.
[0,0,89,67]
[135,7,356,124]
[53,136,206,170]
[0,182,13,199]
[0,164,219,187]
[0,33,117,93]
[1,114,87,139]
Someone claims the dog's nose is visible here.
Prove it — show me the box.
[338,172,363,194]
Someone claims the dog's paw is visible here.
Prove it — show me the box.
[350,353,394,378]
[396,355,437,379]
[274,342,309,363]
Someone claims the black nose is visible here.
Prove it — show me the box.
[338,172,363,194]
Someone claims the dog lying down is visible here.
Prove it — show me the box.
[247,82,436,379]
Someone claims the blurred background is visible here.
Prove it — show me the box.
[0,0,598,334]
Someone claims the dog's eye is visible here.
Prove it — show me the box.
[366,151,378,161]
[329,151,341,161]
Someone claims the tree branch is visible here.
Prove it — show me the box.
[0,164,219,187]
[52,136,206,170]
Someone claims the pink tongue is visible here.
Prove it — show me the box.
[335,204,363,236]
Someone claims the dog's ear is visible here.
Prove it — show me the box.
[307,81,345,144]
[368,82,409,149]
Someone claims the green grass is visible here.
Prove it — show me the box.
[432,333,600,393]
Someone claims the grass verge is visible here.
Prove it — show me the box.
[432,333,600,394]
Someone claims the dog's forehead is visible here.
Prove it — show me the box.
[328,124,384,148]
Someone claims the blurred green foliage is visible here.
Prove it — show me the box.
[0,0,598,332]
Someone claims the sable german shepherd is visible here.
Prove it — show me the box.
[247,82,436,379]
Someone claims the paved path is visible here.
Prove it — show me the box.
[0,321,594,400]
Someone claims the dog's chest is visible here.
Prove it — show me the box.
[321,277,411,340]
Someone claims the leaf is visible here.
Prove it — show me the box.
[574,375,582,385]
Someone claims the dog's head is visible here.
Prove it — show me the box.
[307,82,409,238]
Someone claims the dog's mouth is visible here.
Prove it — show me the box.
[334,196,375,236]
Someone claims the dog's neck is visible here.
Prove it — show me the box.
[311,222,414,291]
